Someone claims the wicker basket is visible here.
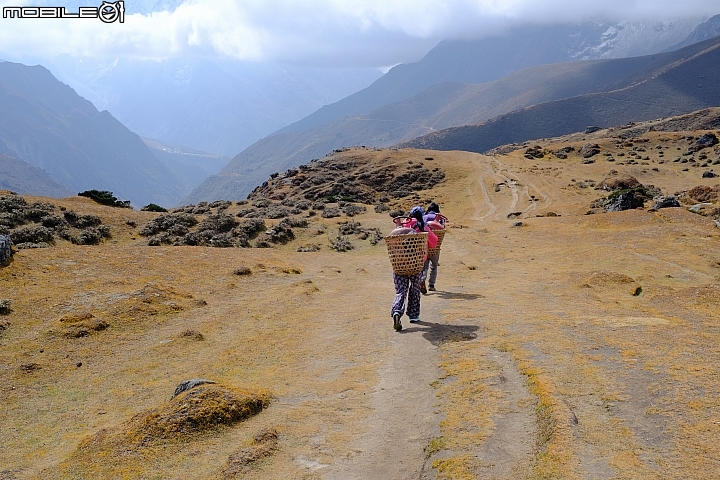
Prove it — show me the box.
[428,229,446,258]
[384,232,428,276]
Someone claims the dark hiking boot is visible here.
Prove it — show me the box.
[428,284,436,291]
[393,312,402,331]
[420,282,427,294]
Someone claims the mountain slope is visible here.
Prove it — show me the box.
[185,17,710,203]
[276,18,703,136]
[47,57,382,157]
[399,36,720,153]
[184,36,718,203]
[669,14,720,50]
[0,154,73,198]
[0,62,185,207]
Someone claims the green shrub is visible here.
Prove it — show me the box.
[141,204,168,212]
[78,190,132,208]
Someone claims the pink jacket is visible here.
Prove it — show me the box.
[401,218,438,249]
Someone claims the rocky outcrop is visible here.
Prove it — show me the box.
[580,143,601,158]
[652,195,681,209]
[687,133,718,153]
[0,234,12,264]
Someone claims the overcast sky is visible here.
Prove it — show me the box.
[0,0,717,67]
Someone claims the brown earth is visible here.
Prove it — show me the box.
[1,123,720,479]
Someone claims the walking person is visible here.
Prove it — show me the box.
[420,202,445,294]
[390,206,437,331]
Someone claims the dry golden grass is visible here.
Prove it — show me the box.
[2,133,720,478]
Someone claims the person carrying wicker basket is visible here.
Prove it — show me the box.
[421,202,446,294]
[388,206,438,331]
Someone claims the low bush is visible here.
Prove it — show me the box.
[10,225,54,244]
[343,204,367,217]
[209,200,232,210]
[78,190,131,208]
[321,207,341,218]
[141,204,168,212]
[140,213,198,236]
[252,198,271,208]
[339,221,362,235]
[209,233,236,248]
[73,226,110,245]
[64,210,102,228]
[285,217,308,228]
[197,214,238,234]
[330,235,353,252]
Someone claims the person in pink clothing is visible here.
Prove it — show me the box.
[390,206,437,331]
[421,202,444,293]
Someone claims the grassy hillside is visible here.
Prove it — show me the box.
[2,110,720,478]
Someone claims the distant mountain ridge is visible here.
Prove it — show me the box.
[399,36,720,153]
[185,16,711,203]
[668,14,720,50]
[47,57,382,157]
[276,18,704,137]
[0,62,184,206]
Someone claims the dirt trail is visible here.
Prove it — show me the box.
[324,298,445,480]
[326,152,542,479]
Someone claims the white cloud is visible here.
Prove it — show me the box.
[0,0,717,66]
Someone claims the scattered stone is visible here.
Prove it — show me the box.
[602,191,647,212]
[524,146,544,159]
[0,299,12,315]
[171,378,217,399]
[233,267,252,276]
[580,143,601,158]
[512,222,523,227]
[0,235,12,264]
[702,171,717,178]
[585,126,602,134]
[297,244,321,252]
[687,133,718,153]
[689,203,713,214]
[180,330,204,341]
[507,212,522,219]
[652,195,681,209]
[553,146,575,160]
[20,363,41,372]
